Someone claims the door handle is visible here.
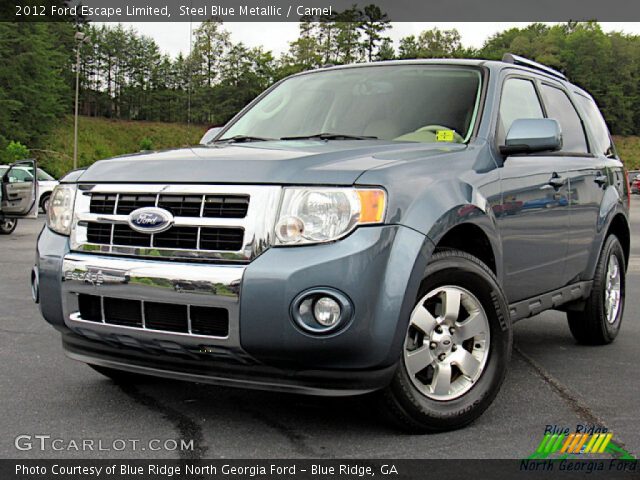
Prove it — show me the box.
[594,174,607,187]
[544,173,566,190]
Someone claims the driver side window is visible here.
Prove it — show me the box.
[497,78,544,146]
[8,168,33,183]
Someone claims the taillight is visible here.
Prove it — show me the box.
[624,169,631,208]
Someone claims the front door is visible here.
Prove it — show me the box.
[494,77,570,302]
[1,160,38,218]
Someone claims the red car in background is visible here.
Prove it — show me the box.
[631,174,640,194]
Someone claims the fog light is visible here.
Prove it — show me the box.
[313,297,341,326]
[291,288,353,335]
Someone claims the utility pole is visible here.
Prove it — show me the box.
[73,31,89,171]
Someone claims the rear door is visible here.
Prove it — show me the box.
[554,89,617,283]
[495,76,571,302]
[1,160,38,218]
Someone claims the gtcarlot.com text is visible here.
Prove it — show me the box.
[14,434,193,452]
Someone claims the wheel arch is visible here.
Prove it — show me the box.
[433,222,497,276]
[605,213,630,269]
[425,206,503,282]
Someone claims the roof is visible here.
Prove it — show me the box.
[304,57,572,85]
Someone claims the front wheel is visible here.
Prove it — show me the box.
[40,193,51,213]
[382,250,512,432]
[567,235,626,345]
[0,218,18,235]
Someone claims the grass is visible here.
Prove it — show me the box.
[32,116,640,177]
[36,116,205,178]
[613,136,640,170]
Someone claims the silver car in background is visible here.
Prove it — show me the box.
[0,164,57,212]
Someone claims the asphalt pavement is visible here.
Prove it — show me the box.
[1,200,639,459]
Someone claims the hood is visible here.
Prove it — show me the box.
[77,140,467,185]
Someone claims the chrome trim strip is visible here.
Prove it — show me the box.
[61,253,244,348]
[71,184,282,262]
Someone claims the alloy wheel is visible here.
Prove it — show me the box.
[403,286,490,401]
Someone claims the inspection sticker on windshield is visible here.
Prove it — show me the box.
[436,130,455,142]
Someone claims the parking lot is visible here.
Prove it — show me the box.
[1,199,639,460]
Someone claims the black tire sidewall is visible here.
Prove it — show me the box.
[0,218,18,234]
[40,194,51,213]
[389,252,512,431]
[595,236,626,341]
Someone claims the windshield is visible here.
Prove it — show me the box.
[36,168,54,181]
[221,65,483,144]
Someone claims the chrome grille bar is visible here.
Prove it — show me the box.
[71,184,282,262]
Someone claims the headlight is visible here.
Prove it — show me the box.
[274,187,386,245]
[46,184,77,236]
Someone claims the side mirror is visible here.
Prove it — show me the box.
[200,126,223,145]
[500,118,562,156]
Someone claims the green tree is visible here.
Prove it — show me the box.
[0,23,71,147]
[416,28,463,58]
[398,35,420,59]
[359,4,391,62]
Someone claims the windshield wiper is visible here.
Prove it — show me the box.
[214,135,275,144]
[280,133,378,141]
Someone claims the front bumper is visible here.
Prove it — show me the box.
[36,223,431,394]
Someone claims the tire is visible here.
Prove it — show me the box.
[40,193,51,213]
[88,364,156,385]
[567,235,626,345]
[382,250,512,433]
[0,218,18,235]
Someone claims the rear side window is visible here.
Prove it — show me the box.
[540,84,588,154]
[497,78,544,146]
[575,94,615,157]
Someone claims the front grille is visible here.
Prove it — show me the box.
[78,294,229,337]
[104,297,142,327]
[154,226,198,249]
[89,193,249,219]
[191,306,229,336]
[116,194,156,215]
[86,223,111,244]
[144,302,188,332]
[200,228,244,251]
[112,224,151,247]
[90,194,117,214]
[158,195,203,217]
[203,195,249,218]
[84,222,243,251]
[73,185,281,261]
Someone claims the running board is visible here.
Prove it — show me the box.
[509,281,592,322]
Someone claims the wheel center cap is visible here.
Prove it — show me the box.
[433,334,453,354]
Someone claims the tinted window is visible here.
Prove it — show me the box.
[497,78,544,145]
[575,94,615,157]
[540,84,588,154]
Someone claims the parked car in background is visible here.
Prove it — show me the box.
[0,160,38,234]
[0,164,57,212]
[631,174,640,194]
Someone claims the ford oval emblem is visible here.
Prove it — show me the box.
[128,207,174,234]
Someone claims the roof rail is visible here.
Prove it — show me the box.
[502,53,567,81]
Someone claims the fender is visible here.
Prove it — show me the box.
[584,185,630,280]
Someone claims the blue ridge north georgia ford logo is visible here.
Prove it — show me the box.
[127,207,174,234]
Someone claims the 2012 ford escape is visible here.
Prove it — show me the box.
[20,55,629,432]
